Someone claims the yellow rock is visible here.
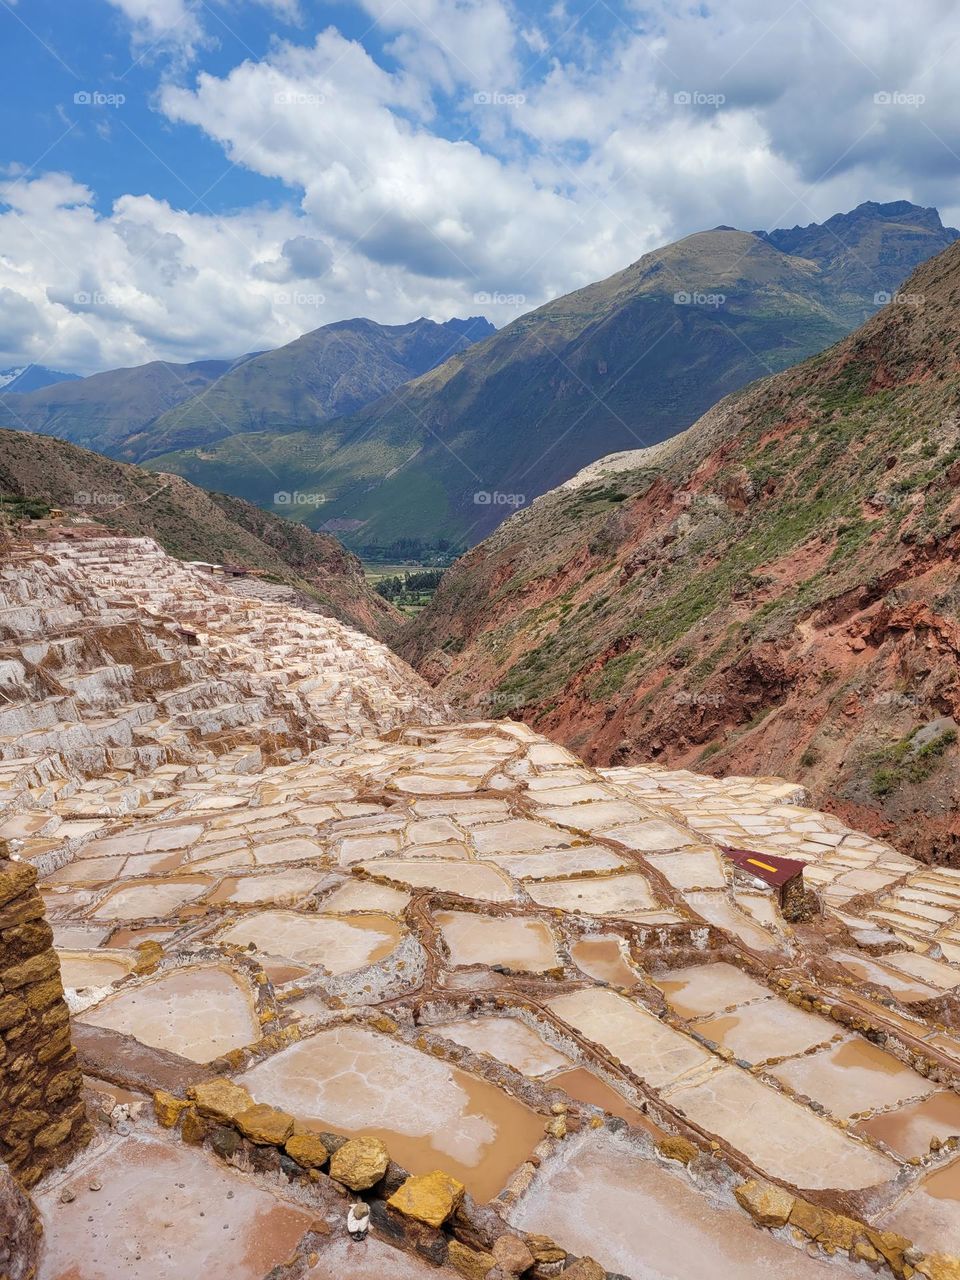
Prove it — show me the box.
[448,1239,496,1280]
[916,1254,960,1280]
[284,1132,329,1169]
[545,1114,567,1140]
[188,1078,254,1125]
[329,1136,390,1190]
[735,1179,796,1228]
[866,1228,915,1277]
[134,940,163,975]
[526,1235,565,1265]
[657,1136,698,1165]
[153,1090,188,1128]
[853,1241,880,1265]
[235,1104,294,1145]
[180,1106,207,1145]
[387,1170,465,1228]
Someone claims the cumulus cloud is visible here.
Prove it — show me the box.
[5,0,960,373]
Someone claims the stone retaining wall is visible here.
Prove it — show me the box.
[0,850,91,1187]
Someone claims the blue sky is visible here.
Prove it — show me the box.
[3,0,960,374]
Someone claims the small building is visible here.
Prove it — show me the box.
[721,846,806,921]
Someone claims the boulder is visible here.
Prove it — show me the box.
[284,1131,329,1169]
[735,1178,795,1228]
[329,1136,390,1190]
[188,1078,253,1124]
[387,1170,465,1228]
[657,1136,698,1165]
[448,1239,496,1280]
[152,1090,188,1129]
[235,1104,294,1146]
[562,1259,606,1280]
[492,1233,536,1273]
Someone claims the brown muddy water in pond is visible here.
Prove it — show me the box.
[239,1024,545,1202]
[260,960,311,985]
[548,1068,663,1138]
[571,937,638,988]
[925,1157,960,1203]
[104,924,182,948]
[857,1092,960,1157]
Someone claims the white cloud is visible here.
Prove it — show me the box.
[6,0,960,373]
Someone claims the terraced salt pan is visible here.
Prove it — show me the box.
[547,1068,660,1132]
[653,962,769,1019]
[436,910,559,972]
[432,1016,572,1077]
[769,1036,937,1118]
[360,858,515,902]
[856,1091,960,1157]
[90,876,210,920]
[471,819,577,855]
[534,800,652,831]
[829,951,941,1003]
[238,1024,544,1201]
[216,909,403,973]
[526,874,657,916]
[35,1134,314,1280]
[644,848,728,890]
[571,936,639,988]
[684,892,781,952]
[207,868,330,906]
[880,949,960,990]
[548,989,711,1087]
[692,998,838,1064]
[508,1130,843,1280]
[482,846,629,879]
[319,879,411,914]
[252,836,328,866]
[78,965,260,1063]
[875,1156,960,1256]
[666,1065,895,1190]
[57,949,135,990]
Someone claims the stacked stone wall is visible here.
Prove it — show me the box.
[0,851,90,1188]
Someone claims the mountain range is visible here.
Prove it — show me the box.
[1,201,957,559]
[136,200,957,552]
[400,235,960,862]
[0,365,79,393]
[0,315,493,459]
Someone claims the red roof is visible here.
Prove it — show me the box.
[721,846,805,888]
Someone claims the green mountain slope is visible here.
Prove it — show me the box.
[145,202,959,553]
[0,357,238,453]
[134,315,494,461]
